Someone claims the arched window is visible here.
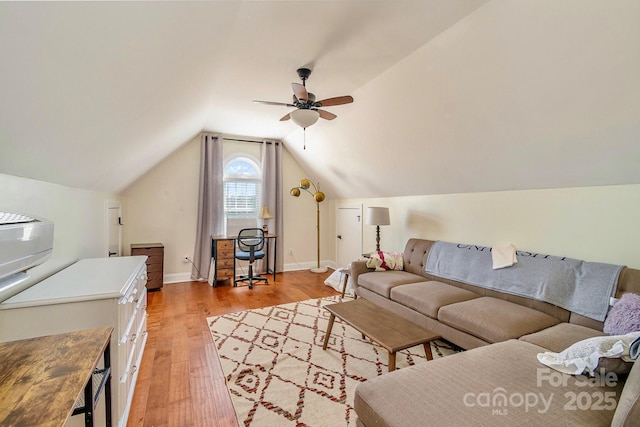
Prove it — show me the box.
[223,156,262,225]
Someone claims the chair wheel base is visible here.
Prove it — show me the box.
[233,276,268,289]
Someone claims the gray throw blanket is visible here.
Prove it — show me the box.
[425,241,624,321]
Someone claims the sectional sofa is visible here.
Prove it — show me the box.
[350,239,640,426]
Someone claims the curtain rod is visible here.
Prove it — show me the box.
[222,137,279,145]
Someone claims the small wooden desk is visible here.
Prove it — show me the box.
[211,234,277,285]
[0,327,113,426]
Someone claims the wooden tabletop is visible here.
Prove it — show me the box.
[325,299,440,353]
[0,327,113,427]
[212,233,277,240]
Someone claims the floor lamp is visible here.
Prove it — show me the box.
[290,178,327,273]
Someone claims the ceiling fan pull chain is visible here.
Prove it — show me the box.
[303,128,306,150]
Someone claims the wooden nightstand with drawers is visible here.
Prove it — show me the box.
[131,243,164,291]
[211,237,235,284]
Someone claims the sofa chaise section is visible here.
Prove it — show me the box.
[355,339,633,427]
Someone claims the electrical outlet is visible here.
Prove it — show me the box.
[288,248,294,256]
[183,256,190,263]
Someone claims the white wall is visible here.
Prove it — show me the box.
[121,138,640,279]
[289,0,640,200]
[118,1,640,278]
[3,171,635,296]
[120,141,640,278]
[120,135,332,282]
[0,173,117,287]
[338,184,640,269]
[283,154,334,271]
[120,134,201,282]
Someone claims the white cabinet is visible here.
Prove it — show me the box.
[0,256,148,427]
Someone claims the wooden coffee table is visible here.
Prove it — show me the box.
[322,298,441,372]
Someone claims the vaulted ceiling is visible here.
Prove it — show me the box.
[1,1,638,199]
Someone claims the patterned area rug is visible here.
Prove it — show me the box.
[207,296,461,426]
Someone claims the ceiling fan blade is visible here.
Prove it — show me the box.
[280,112,291,121]
[292,83,308,102]
[317,109,337,120]
[316,95,354,107]
[253,100,295,107]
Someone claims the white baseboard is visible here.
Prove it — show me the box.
[283,260,337,272]
[163,272,194,284]
[163,260,339,284]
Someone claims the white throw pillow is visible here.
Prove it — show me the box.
[537,331,640,376]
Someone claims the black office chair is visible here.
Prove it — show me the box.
[234,228,269,289]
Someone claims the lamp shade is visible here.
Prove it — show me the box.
[365,207,390,226]
[290,109,320,128]
[259,205,273,219]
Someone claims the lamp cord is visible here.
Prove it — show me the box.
[289,252,304,270]
[186,257,204,280]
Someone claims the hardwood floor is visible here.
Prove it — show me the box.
[127,270,339,427]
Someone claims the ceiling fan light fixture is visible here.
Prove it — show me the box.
[290,109,320,129]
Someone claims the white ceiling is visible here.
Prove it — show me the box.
[1,1,638,199]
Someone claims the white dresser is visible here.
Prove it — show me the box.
[0,256,148,427]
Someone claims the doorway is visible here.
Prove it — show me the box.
[106,201,122,257]
[336,205,363,267]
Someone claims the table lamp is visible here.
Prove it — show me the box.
[259,205,273,234]
[365,207,390,251]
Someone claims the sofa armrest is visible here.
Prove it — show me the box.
[350,260,374,296]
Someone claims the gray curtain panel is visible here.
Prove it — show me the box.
[258,139,284,274]
[192,133,224,280]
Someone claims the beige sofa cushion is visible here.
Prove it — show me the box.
[438,297,560,343]
[355,340,624,427]
[520,322,605,352]
[357,271,424,298]
[390,281,480,319]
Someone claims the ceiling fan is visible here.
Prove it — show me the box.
[253,67,354,129]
